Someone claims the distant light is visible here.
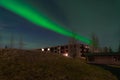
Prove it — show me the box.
[42,48,44,51]
[63,53,68,57]
[48,48,50,51]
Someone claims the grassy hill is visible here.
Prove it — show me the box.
[0,49,118,80]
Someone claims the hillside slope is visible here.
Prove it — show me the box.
[0,49,117,80]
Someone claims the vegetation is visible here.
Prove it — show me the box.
[118,42,120,52]
[103,46,109,53]
[109,47,113,53]
[68,37,78,58]
[90,33,100,53]
[0,49,118,80]
[94,64,120,80]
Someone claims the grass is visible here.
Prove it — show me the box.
[0,49,118,80]
[94,64,120,80]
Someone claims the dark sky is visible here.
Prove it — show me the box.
[0,0,120,50]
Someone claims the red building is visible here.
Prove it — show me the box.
[85,52,120,65]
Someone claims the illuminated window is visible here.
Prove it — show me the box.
[63,53,68,57]
[48,48,50,51]
[42,48,44,51]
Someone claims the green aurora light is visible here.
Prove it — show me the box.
[0,0,91,44]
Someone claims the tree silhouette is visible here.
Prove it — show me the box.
[104,46,108,53]
[118,41,120,53]
[90,33,99,53]
[109,47,113,53]
[68,33,80,58]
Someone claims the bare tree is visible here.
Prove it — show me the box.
[103,46,109,53]
[68,33,80,58]
[68,38,76,58]
[90,33,99,53]
[109,47,113,53]
[118,41,120,53]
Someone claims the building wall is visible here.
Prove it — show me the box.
[87,56,120,65]
[38,44,89,57]
[94,56,113,64]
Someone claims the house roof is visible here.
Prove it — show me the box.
[85,52,120,56]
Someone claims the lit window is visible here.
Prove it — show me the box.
[63,53,68,57]
[85,46,89,48]
[48,48,50,51]
[42,48,44,51]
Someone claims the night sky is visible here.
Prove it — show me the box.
[0,0,120,51]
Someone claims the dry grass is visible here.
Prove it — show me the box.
[0,49,118,80]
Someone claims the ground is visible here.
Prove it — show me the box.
[0,49,118,80]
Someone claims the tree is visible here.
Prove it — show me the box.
[68,33,80,58]
[5,45,8,49]
[90,33,99,53]
[109,47,113,53]
[69,37,77,58]
[118,41,120,53]
[104,47,108,53]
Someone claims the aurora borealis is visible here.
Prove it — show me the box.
[0,0,120,50]
[0,0,91,44]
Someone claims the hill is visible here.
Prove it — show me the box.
[0,49,117,80]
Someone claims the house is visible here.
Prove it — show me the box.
[37,44,89,57]
[85,52,120,65]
